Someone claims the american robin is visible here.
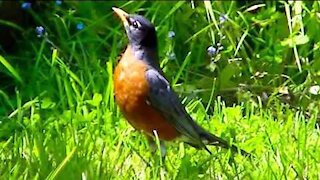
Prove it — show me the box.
[112,7,250,157]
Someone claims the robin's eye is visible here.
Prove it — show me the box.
[132,20,141,29]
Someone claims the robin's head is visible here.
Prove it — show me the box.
[113,7,157,49]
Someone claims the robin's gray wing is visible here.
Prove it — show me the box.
[145,68,205,147]
[145,68,253,157]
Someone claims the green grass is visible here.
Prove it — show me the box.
[1,93,319,179]
[0,1,320,179]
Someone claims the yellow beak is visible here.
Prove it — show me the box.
[112,7,129,26]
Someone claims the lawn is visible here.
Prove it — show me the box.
[0,1,320,179]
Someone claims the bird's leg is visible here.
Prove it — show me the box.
[147,136,166,158]
[160,141,166,158]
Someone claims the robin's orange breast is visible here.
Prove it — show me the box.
[114,46,180,141]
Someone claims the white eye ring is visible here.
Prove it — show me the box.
[132,20,141,29]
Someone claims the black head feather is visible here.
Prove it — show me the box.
[125,14,157,49]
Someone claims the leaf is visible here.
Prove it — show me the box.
[92,93,102,106]
[86,93,102,106]
[245,4,266,12]
[41,98,56,109]
[220,63,238,89]
[281,34,309,47]
[275,56,283,63]
[295,34,309,45]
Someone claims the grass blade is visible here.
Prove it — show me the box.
[0,55,23,84]
[172,52,192,86]
[45,147,76,180]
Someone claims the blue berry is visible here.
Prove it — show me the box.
[76,22,84,30]
[56,0,62,6]
[207,46,217,56]
[21,2,31,9]
[219,14,228,24]
[35,26,45,36]
[168,31,175,38]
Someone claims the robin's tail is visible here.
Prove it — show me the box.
[200,131,253,157]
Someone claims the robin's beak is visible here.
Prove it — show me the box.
[112,7,129,27]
